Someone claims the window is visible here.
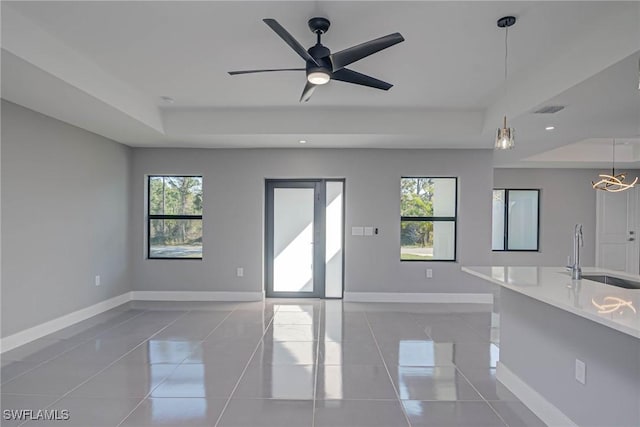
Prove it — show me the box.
[401,177,457,261]
[148,176,203,259]
[492,189,539,251]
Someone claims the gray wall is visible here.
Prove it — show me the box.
[493,168,598,267]
[500,288,640,427]
[131,148,494,295]
[1,101,132,337]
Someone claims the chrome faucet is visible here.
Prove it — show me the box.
[567,224,583,280]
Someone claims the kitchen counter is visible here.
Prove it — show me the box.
[462,266,640,426]
[462,266,640,339]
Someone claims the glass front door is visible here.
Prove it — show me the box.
[265,180,344,298]
[266,181,322,297]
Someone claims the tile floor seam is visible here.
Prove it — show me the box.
[213,302,279,427]
[114,305,232,425]
[12,308,190,427]
[12,308,192,427]
[486,400,520,427]
[363,311,413,427]
[119,306,239,413]
[114,307,213,427]
[483,396,512,426]
[1,308,149,386]
[114,308,224,426]
[193,303,241,343]
[454,346,510,427]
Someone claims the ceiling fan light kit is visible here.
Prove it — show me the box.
[307,70,330,85]
[495,16,516,150]
[228,17,405,102]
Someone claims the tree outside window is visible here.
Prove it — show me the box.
[148,176,203,259]
[401,177,457,261]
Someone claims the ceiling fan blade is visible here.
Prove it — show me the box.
[228,68,305,75]
[330,32,404,71]
[300,81,316,102]
[331,68,393,90]
[263,19,319,66]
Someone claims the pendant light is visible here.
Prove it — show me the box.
[495,16,516,150]
[592,140,638,192]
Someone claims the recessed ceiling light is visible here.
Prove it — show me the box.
[545,126,555,131]
[160,96,175,104]
[299,140,307,144]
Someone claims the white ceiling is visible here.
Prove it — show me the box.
[2,1,639,167]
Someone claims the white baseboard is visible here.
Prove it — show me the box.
[0,292,132,353]
[131,291,263,302]
[1,290,265,353]
[496,362,577,427]
[343,292,493,304]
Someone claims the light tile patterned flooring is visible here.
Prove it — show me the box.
[1,300,546,426]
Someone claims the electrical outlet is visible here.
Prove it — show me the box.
[426,269,433,279]
[236,267,244,278]
[95,275,101,287]
[575,359,586,384]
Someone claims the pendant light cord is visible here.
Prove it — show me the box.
[504,26,509,88]
[502,25,509,121]
[612,139,616,175]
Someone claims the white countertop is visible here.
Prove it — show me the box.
[462,266,640,339]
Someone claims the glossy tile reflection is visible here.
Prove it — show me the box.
[392,366,482,401]
[121,398,227,427]
[0,300,546,426]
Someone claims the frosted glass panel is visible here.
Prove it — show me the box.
[492,190,505,250]
[433,179,456,217]
[433,221,455,260]
[273,188,314,293]
[507,190,539,250]
[325,181,344,298]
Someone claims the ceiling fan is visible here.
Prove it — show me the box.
[228,17,405,102]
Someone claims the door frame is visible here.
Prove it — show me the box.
[595,187,640,274]
[265,179,326,298]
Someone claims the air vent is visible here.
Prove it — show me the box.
[533,105,565,114]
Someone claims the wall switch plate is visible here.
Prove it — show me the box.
[352,226,364,236]
[95,275,101,287]
[575,359,586,384]
[236,267,244,277]
[364,226,374,236]
[426,269,433,279]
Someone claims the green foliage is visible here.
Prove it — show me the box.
[401,178,434,248]
[401,178,434,217]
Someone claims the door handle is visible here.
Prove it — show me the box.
[628,238,635,242]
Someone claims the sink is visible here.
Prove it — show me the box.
[582,275,640,290]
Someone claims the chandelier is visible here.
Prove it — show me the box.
[592,140,638,192]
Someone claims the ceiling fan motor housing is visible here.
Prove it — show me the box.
[307,44,332,74]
